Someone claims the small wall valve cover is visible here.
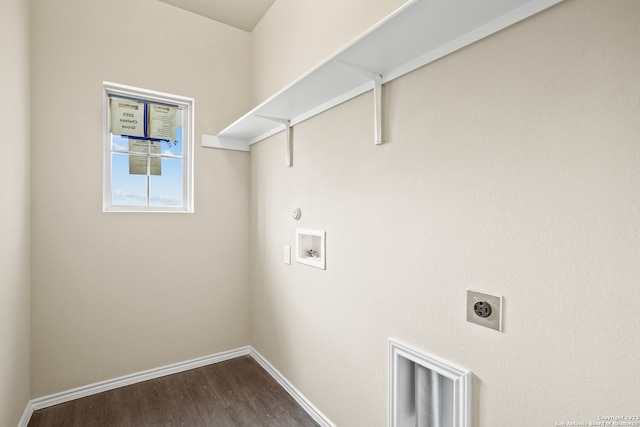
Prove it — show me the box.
[292,207,301,220]
[467,289,503,331]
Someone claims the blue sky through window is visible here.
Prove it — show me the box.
[110,123,184,207]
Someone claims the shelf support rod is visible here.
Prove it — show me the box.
[335,61,383,145]
[373,75,382,145]
[256,115,292,167]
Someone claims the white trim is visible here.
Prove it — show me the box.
[210,0,562,149]
[233,80,376,146]
[381,0,562,84]
[288,80,374,135]
[18,346,334,427]
[29,347,251,412]
[249,125,286,146]
[102,81,195,213]
[17,404,32,427]
[388,338,472,427]
[201,134,250,151]
[249,348,335,427]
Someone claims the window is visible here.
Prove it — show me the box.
[103,82,194,212]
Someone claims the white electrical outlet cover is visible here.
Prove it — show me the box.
[284,245,291,265]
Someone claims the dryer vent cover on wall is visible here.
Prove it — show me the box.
[389,339,471,427]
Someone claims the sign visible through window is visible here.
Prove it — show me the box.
[103,82,193,213]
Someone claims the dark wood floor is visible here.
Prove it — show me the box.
[28,355,320,427]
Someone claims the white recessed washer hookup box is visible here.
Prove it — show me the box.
[296,229,325,270]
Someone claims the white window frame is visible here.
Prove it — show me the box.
[103,82,194,213]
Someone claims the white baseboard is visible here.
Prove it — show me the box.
[17,405,32,427]
[18,346,333,427]
[248,348,335,427]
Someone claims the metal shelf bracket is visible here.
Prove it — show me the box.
[335,61,383,145]
[256,116,292,167]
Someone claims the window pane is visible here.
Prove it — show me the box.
[149,157,183,207]
[111,135,129,152]
[104,84,193,213]
[111,153,147,206]
[161,126,183,157]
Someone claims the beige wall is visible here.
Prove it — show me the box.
[0,0,31,424]
[250,0,406,105]
[17,0,640,424]
[249,0,640,425]
[30,0,252,397]
[0,0,32,424]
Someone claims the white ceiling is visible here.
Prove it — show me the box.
[157,0,276,32]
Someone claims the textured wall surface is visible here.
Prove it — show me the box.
[30,0,252,397]
[0,0,31,425]
[16,1,640,425]
[249,0,640,425]
[250,0,406,105]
